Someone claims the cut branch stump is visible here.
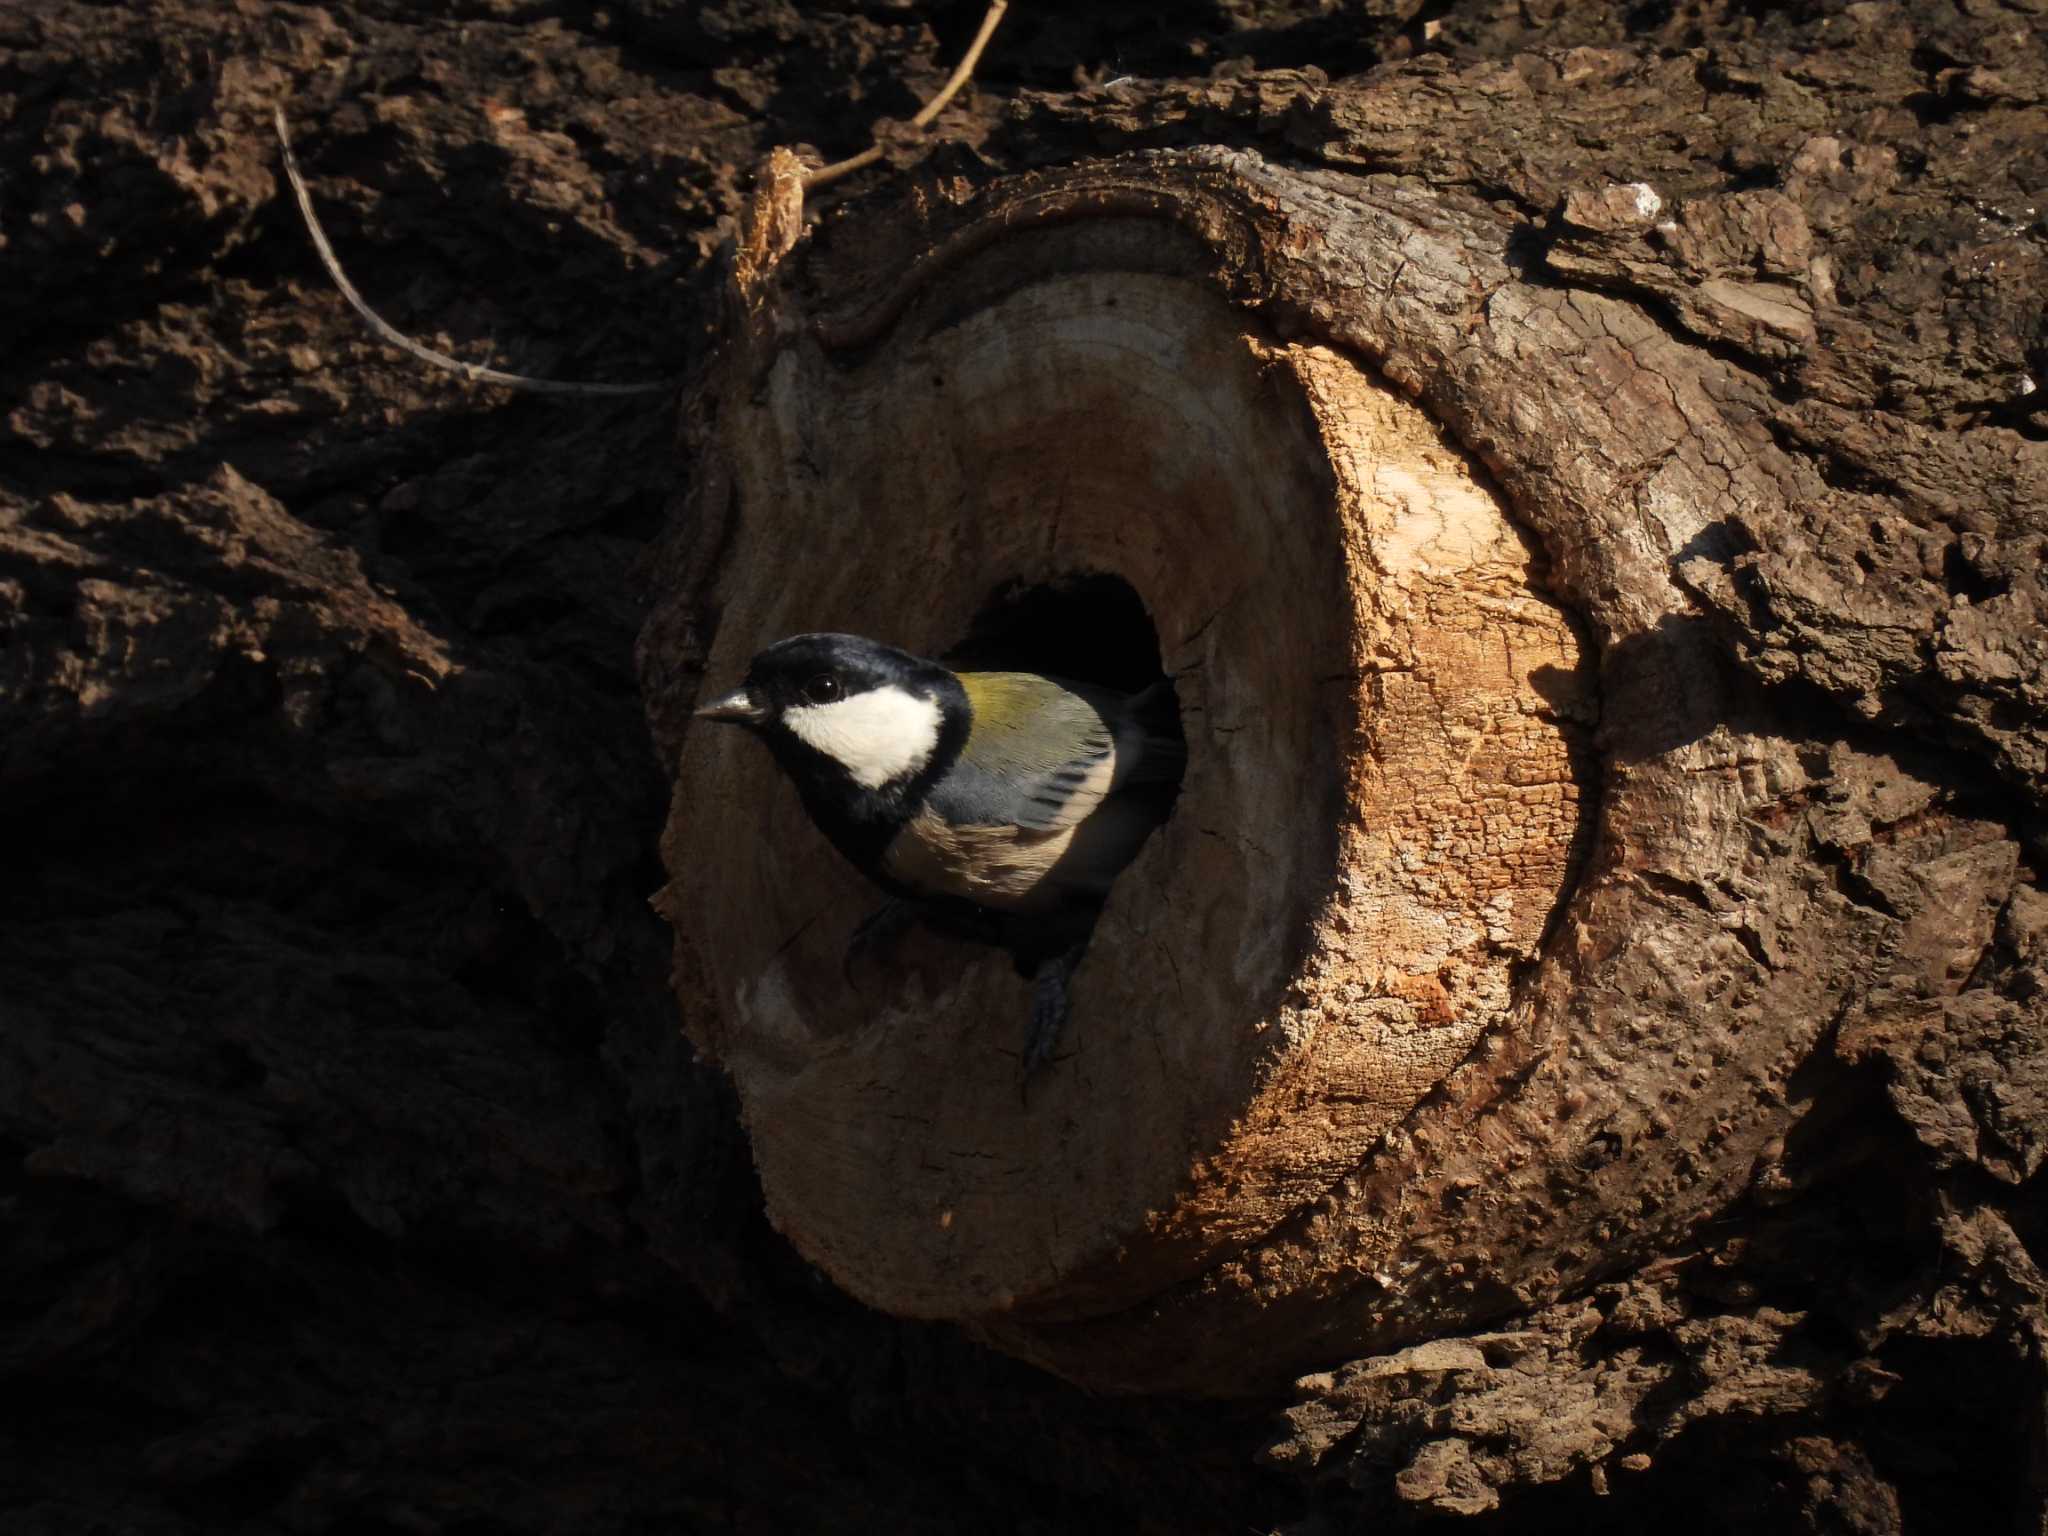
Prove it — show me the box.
[639,150,2025,1393]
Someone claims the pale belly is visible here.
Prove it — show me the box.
[881,804,1077,912]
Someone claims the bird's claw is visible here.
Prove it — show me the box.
[1019,945,1084,1096]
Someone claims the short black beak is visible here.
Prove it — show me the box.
[694,685,766,726]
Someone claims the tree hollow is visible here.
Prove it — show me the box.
[654,208,1594,1386]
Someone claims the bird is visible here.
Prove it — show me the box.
[694,632,1184,1078]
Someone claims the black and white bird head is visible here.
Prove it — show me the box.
[695,633,967,801]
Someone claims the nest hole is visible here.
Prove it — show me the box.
[942,570,1188,892]
[945,569,1185,771]
[944,573,1164,691]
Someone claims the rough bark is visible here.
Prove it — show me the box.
[652,222,1593,1356]
[4,1,2045,1532]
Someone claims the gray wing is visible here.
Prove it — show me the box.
[930,672,1171,833]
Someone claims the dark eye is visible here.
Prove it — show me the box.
[800,674,842,705]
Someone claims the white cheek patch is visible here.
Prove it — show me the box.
[782,686,943,789]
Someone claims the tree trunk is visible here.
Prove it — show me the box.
[650,169,1594,1378]
[6,1,2046,1532]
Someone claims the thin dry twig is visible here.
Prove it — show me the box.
[803,0,1008,192]
[272,105,677,398]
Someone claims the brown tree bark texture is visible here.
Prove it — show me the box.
[5,1,2046,1533]
[655,222,1592,1353]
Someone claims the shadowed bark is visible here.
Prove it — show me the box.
[4,1,2044,1532]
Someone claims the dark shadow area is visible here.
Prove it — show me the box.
[1586,610,1733,765]
[945,570,1176,697]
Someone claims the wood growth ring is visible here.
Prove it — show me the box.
[650,186,1597,1389]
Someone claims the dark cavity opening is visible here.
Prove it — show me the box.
[946,573,1167,694]
[943,569,1186,807]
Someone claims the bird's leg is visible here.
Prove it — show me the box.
[1021,940,1087,1083]
[843,899,916,985]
